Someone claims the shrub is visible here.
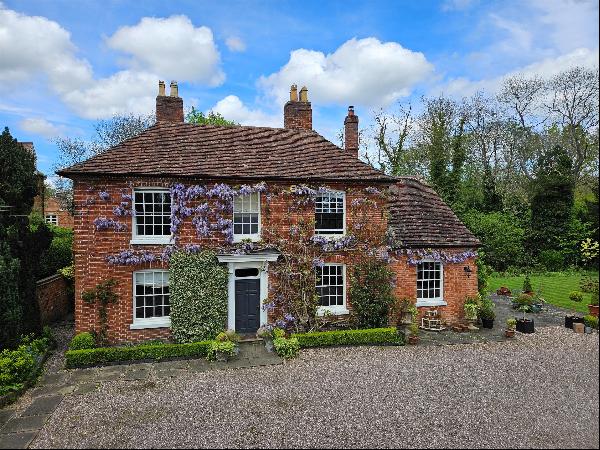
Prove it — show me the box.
[464,295,481,320]
[293,327,403,348]
[580,276,599,293]
[0,336,50,395]
[65,341,212,368]
[590,290,599,306]
[522,274,533,293]
[38,226,73,279]
[169,251,228,343]
[69,332,96,350]
[584,315,598,329]
[512,293,534,311]
[479,296,496,320]
[537,249,565,272]
[349,259,396,329]
[506,318,517,330]
[274,337,300,359]
[569,291,584,302]
[206,340,237,361]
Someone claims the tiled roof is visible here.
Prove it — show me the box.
[57,122,394,183]
[388,178,480,248]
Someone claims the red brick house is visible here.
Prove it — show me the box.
[58,81,479,344]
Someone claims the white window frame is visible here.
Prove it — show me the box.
[316,263,349,315]
[416,259,447,307]
[45,214,58,226]
[131,188,172,245]
[130,269,171,329]
[315,190,346,236]
[232,192,261,243]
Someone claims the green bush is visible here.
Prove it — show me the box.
[579,276,599,293]
[206,340,237,361]
[0,240,22,349]
[522,274,533,293]
[537,250,565,272]
[512,293,535,311]
[38,226,73,279]
[69,332,96,350]
[274,337,300,359]
[349,259,396,329]
[590,290,599,306]
[293,327,403,348]
[584,315,598,329]
[0,336,50,395]
[65,340,212,368]
[569,291,584,302]
[479,296,496,320]
[169,251,228,343]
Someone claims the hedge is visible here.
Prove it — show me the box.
[293,327,403,348]
[65,341,212,368]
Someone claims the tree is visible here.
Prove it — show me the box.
[529,144,575,256]
[0,127,38,215]
[186,108,239,126]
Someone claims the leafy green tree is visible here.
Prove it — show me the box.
[186,108,239,126]
[529,144,575,257]
[0,127,37,215]
[0,237,22,348]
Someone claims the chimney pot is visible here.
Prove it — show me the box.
[299,86,308,102]
[169,81,179,97]
[158,80,166,96]
[290,84,298,102]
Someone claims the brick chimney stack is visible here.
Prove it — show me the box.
[344,106,359,158]
[156,80,184,123]
[284,84,312,130]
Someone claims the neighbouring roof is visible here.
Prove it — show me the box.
[57,122,394,183]
[388,178,480,248]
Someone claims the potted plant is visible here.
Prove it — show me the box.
[522,274,534,295]
[208,330,240,362]
[584,315,598,334]
[588,290,599,317]
[496,286,512,296]
[505,318,516,338]
[396,298,417,327]
[479,296,495,329]
[407,322,419,345]
[257,324,275,352]
[516,306,534,333]
[565,315,585,329]
[464,295,481,329]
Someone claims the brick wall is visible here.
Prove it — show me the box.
[389,249,478,326]
[36,274,73,325]
[72,176,389,344]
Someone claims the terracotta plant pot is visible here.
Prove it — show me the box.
[588,305,599,317]
[408,335,419,345]
[505,329,515,338]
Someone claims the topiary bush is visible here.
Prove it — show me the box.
[569,291,584,303]
[69,332,96,350]
[169,251,228,343]
[293,327,403,348]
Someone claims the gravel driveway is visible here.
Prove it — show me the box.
[32,327,599,449]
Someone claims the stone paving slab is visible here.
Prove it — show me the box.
[21,396,63,417]
[38,373,69,386]
[0,411,14,428]
[73,383,99,395]
[123,368,150,381]
[0,415,48,433]
[0,431,37,449]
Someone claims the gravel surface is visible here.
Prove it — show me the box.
[32,327,599,449]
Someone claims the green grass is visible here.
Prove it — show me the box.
[488,271,598,313]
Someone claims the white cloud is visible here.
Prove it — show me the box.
[0,4,92,92]
[211,95,280,128]
[437,47,599,98]
[106,15,224,86]
[258,37,433,108]
[19,118,64,139]
[442,0,477,11]
[225,36,246,52]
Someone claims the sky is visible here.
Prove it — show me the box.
[1,0,598,179]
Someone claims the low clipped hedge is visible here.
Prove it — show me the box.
[65,341,212,368]
[293,327,403,348]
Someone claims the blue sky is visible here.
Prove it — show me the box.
[1,0,598,179]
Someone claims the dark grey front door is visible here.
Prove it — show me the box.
[235,279,260,334]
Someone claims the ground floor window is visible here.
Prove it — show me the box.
[45,214,58,225]
[133,270,170,326]
[417,261,443,302]
[316,264,346,313]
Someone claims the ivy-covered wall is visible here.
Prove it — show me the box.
[169,251,228,343]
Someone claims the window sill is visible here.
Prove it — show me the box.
[415,299,447,308]
[130,318,171,330]
[130,237,172,245]
[232,234,261,244]
[317,306,350,316]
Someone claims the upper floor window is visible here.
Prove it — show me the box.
[417,261,443,303]
[315,191,345,235]
[233,193,260,241]
[133,190,171,241]
[45,214,58,226]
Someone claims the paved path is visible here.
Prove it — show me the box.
[0,339,281,449]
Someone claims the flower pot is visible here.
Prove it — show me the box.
[516,319,534,334]
[408,335,419,345]
[565,315,584,329]
[504,329,515,338]
[584,326,593,334]
[264,338,274,353]
[481,318,494,329]
[400,312,413,325]
[588,305,599,317]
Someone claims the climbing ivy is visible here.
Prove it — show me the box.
[168,251,228,343]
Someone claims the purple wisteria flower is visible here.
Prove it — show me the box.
[312,257,325,268]
[93,217,127,232]
[107,249,157,265]
[364,186,382,195]
[98,191,110,201]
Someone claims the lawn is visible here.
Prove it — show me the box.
[488,271,599,313]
